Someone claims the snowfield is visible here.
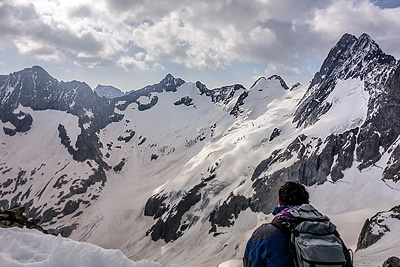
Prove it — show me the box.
[0,227,161,267]
[2,35,400,267]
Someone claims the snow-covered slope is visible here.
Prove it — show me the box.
[1,33,400,267]
[0,227,161,267]
[94,85,125,99]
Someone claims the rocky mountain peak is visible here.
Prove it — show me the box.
[356,33,378,50]
[94,85,125,99]
[30,65,52,76]
[160,73,185,89]
[250,77,267,89]
[267,75,289,90]
[293,33,398,128]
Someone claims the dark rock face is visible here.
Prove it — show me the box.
[357,205,400,250]
[294,33,397,128]
[3,111,33,136]
[196,81,245,104]
[144,192,169,219]
[144,165,220,243]
[210,128,360,227]
[0,206,49,234]
[230,91,248,117]
[117,129,135,143]
[62,200,80,216]
[58,124,75,155]
[269,128,281,141]
[113,158,126,172]
[267,75,289,90]
[290,83,301,91]
[0,66,120,167]
[382,256,400,267]
[112,74,185,113]
[146,182,205,243]
[355,64,400,170]
[292,33,400,174]
[209,194,250,227]
[174,96,194,106]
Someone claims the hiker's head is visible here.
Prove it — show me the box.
[278,181,309,206]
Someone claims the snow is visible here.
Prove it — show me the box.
[10,105,81,150]
[354,212,400,266]
[308,157,400,251]
[85,109,94,118]
[137,95,153,105]
[2,72,400,267]
[304,78,369,138]
[1,76,19,104]
[0,227,161,267]
[2,121,15,130]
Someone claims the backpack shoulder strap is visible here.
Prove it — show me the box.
[270,219,293,235]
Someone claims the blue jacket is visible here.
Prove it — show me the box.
[243,206,297,267]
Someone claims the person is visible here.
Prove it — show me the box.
[243,181,352,267]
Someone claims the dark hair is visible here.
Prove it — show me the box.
[278,181,309,206]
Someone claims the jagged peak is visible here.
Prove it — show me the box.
[359,33,372,41]
[163,73,175,81]
[354,33,380,52]
[94,84,124,99]
[290,82,301,91]
[18,65,52,78]
[94,84,121,90]
[267,75,289,90]
[337,33,357,44]
[31,65,47,72]
[160,73,185,88]
[250,77,267,89]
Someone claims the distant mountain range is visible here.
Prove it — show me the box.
[1,33,400,266]
[94,85,126,99]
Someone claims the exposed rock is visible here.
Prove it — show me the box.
[209,194,250,227]
[113,158,126,172]
[174,96,194,106]
[290,83,301,91]
[267,75,289,90]
[196,81,245,104]
[117,130,135,143]
[294,33,397,129]
[383,256,400,267]
[357,205,400,250]
[0,206,49,234]
[230,91,248,117]
[144,192,169,219]
[62,200,80,216]
[146,182,206,243]
[269,128,281,141]
[138,96,158,111]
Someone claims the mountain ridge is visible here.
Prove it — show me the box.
[1,33,400,266]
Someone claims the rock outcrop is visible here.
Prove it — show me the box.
[357,205,400,250]
[0,206,49,234]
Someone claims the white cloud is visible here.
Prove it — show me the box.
[265,63,301,77]
[1,0,400,75]
[307,0,400,57]
[117,56,149,71]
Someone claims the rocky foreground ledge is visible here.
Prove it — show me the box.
[0,206,49,234]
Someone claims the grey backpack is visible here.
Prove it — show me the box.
[272,204,352,267]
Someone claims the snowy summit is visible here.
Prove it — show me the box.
[1,33,400,266]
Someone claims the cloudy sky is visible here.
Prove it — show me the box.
[0,0,400,91]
